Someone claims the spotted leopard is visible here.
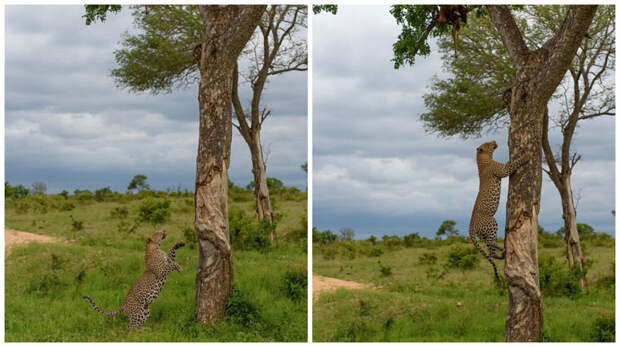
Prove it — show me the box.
[469,141,528,281]
[82,230,185,330]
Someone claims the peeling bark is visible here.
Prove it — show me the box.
[486,5,597,341]
[194,5,265,324]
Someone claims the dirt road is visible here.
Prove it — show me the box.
[5,228,62,256]
[313,274,371,301]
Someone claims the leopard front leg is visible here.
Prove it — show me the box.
[168,241,185,260]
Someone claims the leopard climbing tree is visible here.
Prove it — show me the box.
[389,4,598,341]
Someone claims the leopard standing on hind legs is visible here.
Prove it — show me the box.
[469,141,528,281]
[82,230,185,330]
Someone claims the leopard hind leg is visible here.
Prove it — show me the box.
[482,217,504,259]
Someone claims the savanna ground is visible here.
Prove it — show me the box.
[5,182,307,342]
[312,230,615,342]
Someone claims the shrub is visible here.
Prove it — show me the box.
[403,233,420,247]
[282,268,307,302]
[74,189,94,203]
[59,202,75,211]
[419,252,438,265]
[116,219,139,234]
[368,235,377,245]
[446,245,479,270]
[110,206,129,219]
[15,200,31,214]
[538,255,582,298]
[138,199,171,225]
[313,229,338,244]
[378,261,392,277]
[5,182,30,198]
[229,208,270,252]
[369,247,384,257]
[182,226,198,249]
[382,235,402,250]
[70,215,84,231]
[94,187,112,201]
[591,315,615,342]
[226,286,261,329]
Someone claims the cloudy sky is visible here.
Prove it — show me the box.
[5,5,307,194]
[313,6,615,239]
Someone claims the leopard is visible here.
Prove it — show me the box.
[469,140,528,281]
[82,230,185,330]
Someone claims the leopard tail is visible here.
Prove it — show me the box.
[82,295,123,316]
[470,235,501,282]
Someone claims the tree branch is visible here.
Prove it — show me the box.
[486,5,529,67]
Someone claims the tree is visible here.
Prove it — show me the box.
[127,174,150,191]
[232,5,306,243]
[85,4,266,324]
[5,182,30,198]
[437,220,459,237]
[421,6,614,290]
[31,182,47,195]
[339,227,355,240]
[391,5,597,341]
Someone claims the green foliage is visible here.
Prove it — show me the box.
[5,182,30,198]
[112,5,202,94]
[403,232,421,247]
[110,206,129,219]
[538,255,583,298]
[368,235,377,245]
[83,5,122,25]
[418,252,438,265]
[382,235,402,250]
[282,268,307,302]
[182,226,198,249]
[59,202,76,212]
[378,261,392,277]
[390,5,443,68]
[229,209,271,252]
[368,247,383,257]
[94,187,112,201]
[446,245,479,270]
[69,215,84,232]
[313,228,338,244]
[116,218,139,234]
[226,286,262,329]
[312,5,337,15]
[138,198,171,225]
[591,315,615,342]
[436,220,459,237]
[128,174,151,191]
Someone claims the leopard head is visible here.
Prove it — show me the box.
[477,141,497,163]
[147,230,167,247]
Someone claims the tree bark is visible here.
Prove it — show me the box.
[193,5,265,324]
[561,175,586,287]
[487,5,597,341]
[249,131,276,239]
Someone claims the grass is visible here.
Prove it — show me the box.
[5,187,307,342]
[313,235,615,342]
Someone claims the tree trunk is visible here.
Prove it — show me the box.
[561,175,586,288]
[504,96,544,342]
[194,5,265,324]
[249,131,276,241]
[487,5,597,341]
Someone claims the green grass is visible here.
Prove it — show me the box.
[313,237,615,342]
[5,189,307,342]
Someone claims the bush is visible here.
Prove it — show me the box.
[70,215,84,231]
[446,245,479,271]
[59,202,75,211]
[138,199,171,225]
[378,261,392,277]
[591,315,615,342]
[116,219,139,234]
[382,235,402,250]
[419,252,437,265]
[313,229,338,244]
[5,182,30,198]
[229,208,271,252]
[369,247,384,257]
[110,206,129,219]
[538,255,582,298]
[282,268,307,302]
[226,286,262,329]
[182,226,198,249]
[94,187,112,201]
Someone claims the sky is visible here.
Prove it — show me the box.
[313,6,615,239]
[5,5,308,194]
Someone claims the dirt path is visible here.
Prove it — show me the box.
[313,274,372,301]
[5,228,62,256]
